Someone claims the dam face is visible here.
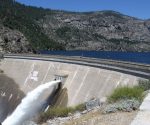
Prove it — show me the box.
[0,58,141,107]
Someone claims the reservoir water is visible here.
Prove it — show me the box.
[40,51,150,64]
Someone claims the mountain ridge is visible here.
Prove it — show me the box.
[0,0,150,53]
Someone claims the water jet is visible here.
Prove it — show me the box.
[2,80,61,125]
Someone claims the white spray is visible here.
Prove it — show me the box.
[2,80,61,125]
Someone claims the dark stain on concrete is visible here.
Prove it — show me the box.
[0,74,25,122]
[51,87,68,107]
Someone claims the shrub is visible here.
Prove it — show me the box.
[108,86,144,103]
[74,103,86,112]
[39,107,72,122]
[38,103,86,123]
[56,26,71,39]
[138,79,150,91]
[103,99,140,113]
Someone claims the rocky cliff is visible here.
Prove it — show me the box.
[0,0,150,52]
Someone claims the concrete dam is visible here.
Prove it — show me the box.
[0,54,150,123]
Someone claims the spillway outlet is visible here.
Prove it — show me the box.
[54,74,68,88]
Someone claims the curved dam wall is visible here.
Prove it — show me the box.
[0,58,142,107]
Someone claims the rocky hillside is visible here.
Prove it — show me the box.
[0,0,150,53]
[39,11,150,51]
[0,24,31,53]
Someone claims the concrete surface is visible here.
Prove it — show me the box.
[131,93,150,125]
[4,54,150,79]
[0,57,143,106]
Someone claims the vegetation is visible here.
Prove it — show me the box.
[108,86,144,103]
[138,79,150,91]
[39,103,85,123]
[109,38,137,45]
[102,11,124,19]
[0,0,65,51]
[56,26,81,41]
[105,81,150,113]
[92,33,106,40]
[103,99,140,113]
[56,26,72,38]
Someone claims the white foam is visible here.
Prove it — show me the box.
[2,80,60,125]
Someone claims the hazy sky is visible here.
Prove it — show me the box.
[16,0,150,19]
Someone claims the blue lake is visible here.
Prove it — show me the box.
[40,51,150,64]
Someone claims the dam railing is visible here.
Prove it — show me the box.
[3,54,150,79]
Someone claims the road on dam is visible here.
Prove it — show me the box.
[4,54,150,79]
